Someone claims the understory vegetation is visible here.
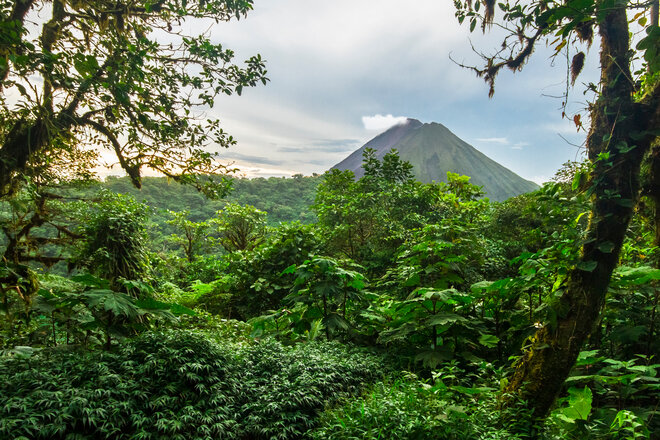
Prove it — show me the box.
[1,151,659,439]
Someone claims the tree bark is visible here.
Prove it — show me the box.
[504,5,659,419]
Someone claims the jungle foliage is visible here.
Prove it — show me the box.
[1,0,659,434]
[1,150,659,439]
[0,330,385,439]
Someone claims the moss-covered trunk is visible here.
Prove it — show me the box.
[504,5,659,419]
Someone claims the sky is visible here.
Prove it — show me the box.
[182,0,600,183]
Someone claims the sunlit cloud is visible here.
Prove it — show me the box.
[231,163,298,178]
[362,114,409,131]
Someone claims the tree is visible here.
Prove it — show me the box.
[0,174,87,332]
[284,256,367,341]
[454,0,660,420]
[313,149,439,273]
[0,0,267,198]
[0,180,84,268]
[166,210,212,263]
[214,202,267,252]
[77,191,149,290]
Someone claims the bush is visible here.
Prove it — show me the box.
[311,367,531,440]
[311,380,448,439]
[0,331,385,439]
[197,222,322,319]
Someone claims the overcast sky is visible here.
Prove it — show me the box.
[188,0,599,184]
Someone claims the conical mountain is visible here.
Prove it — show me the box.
[332,118,539,201]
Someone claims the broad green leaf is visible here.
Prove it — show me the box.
[597,241,615,253]
[577,261,597,272]
[426,313,467,327]
[72,273,110,288]
[478,333,500,348]
[560,386,592,421]
[614,266,660,285]
[415,349,452,368]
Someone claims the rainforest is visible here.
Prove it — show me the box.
[1,0,660,439]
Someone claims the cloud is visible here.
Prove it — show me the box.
[305,158,336,166]
[232,165,298,178]
[278,139,360,153]
[180,0,597,184]
[475,137,509,144]
[221,152,284,166]
[362,114,409,131]
[511,142,529,150]
[542,122,584,136]
[277,146,306,153]
[311,138,361,150]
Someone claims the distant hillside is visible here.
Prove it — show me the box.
[332,119,539,201]
[83,175,320,226]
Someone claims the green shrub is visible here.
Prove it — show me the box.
[175,312,254,345]
[0,331,385,439]
[311,380,448,439]
[311,367,531,440]
[197,222,322,319]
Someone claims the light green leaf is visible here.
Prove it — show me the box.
[561,386,592,421]
[478,333,500,348]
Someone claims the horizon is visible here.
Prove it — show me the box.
[97,116,549,185]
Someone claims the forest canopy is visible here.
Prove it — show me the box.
[0,0,267,197]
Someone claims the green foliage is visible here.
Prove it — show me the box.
[311,379,452,439]
[254,257,368,341]
[379,223,479,299]
[173,313,254,345]
[32,273,187,349]
[214,202,267,252]
[2,119,659,439]
[489,181,589,265]
[439,172,486,201]
[312,364,530,440]
[313,150,444,275]
[88,174,320,228]
[603,266,660,357]
[609,410,651,440]
[557,386,593,422]
[165,210,214,262]
[0,331,385,439]
[152,281,203,309]
[378,287,487,368]
[76,191,149,288]
[227,175,320,224]
[0,0,267,195]
[196,222,323,319]
[0,178,89,273]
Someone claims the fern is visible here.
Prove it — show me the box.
[0,331,384,439]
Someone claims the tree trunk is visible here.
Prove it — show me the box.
[0,119,49,194]
[504,5,659,419]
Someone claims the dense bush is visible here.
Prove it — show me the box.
[0,331,385,439]
[76,191,150,289]
[196,222,323,319]
[311,380,450,439]
[311,369,530,440]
